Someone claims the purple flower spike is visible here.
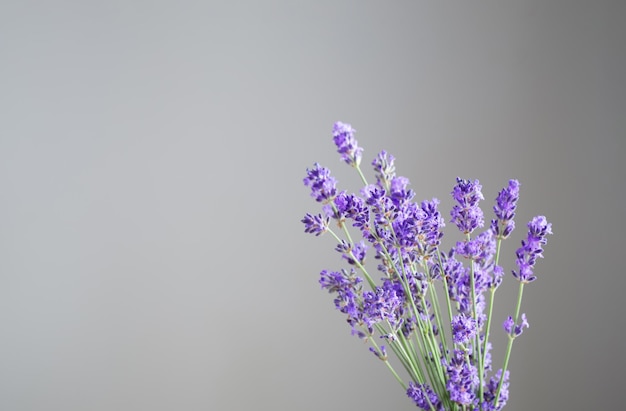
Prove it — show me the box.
[389,176,415,206]
[503,313,529,337]
[512,215,553,283]
[369,345,387,360]
[333,121,363,166]
[407,382,443,411]
[419,198,445,253]
[491,179,520,239]
[334,193,370,230]
[490,265,505,289]
[515,313,529,336]
[451,178,485,234]
[301,213,330,236]
[335,240,368,266]
[319,269,364,328]
[483,369,509,410]
[372,150,396,188]
[503,316,514,334]
[445,350,479,406]
[451,313,478,344]
[303,163,337,203]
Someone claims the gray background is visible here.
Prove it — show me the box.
[1,1,624,410]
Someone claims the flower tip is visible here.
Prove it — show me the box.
[332,121,362,166]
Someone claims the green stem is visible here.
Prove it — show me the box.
[436,250,454,365]
[330,203,354,245]
[425,258,450,356]
[371,326,439,411]
[375,322,424,385]
[368,330,406,390]
[465,233,483,408]
[354,164,368,186]
[326,227,377,290]
[395,330,424,383]
[480,288,495,406]
[494,281,525,407]
[384,359,406,391]
[480,236,503,406]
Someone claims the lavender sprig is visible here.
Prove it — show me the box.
[333,121,363,167]
[301,122,553,410]
[494,217,552,407]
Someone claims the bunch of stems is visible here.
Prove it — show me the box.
[311,162,531,410]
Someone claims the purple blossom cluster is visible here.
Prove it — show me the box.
[482,370,510,410]
[301,213,329,236]
[303,163,337,203]
[407,382,443,410]
[372,150,396,188]
[512,216,553,283]
[491,180,520,239]
[451,314,477,344]
[503,313,529,337]
[445,350,480,406]
[450,178,485,234]
[332,121,363,167]
[302,122,552,410]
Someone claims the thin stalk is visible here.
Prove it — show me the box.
[327,228,377,290]
[374,323,423,384]
[402,336,425,383]
[384,359,406,391]
[419,295,446,382]
[467,241,484,407]
[354,165,368,187]
[494,281,525,407]
[368,331,406,390]
[427,277,449,356]
[480,236,504,404]
[436,250,454,365]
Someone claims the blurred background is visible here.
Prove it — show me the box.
[1,1,624,410]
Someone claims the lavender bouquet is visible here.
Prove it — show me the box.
[301,122,552,410]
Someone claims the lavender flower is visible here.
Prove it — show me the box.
[420,198,445,233]
[483,370,510,410]
[491,179,520,239]
[407,382,443,411]
[389,176,415,207]
[445,350,479,406]
[319,269,363,322]
[332,192,370,230]
[444,248,488,324]
[419,198,445,256]
[361,184,395,231]
[303,163,337,203]
[455,239,483,261]
[372,150,396,189]
[502,316,514,335]
[302,122,553,410]
[503,313,529,337]
[512,216,553,283]
[301,213,329,236]
[450,178,485,234]
[381,333,398,343]
[335,240,368,266]
[369,345,387,360]
[332,121,363,166]
[490,265,505,289]
[362,279,405,329]
[451,313,478,344]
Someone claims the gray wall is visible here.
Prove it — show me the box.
[1,1,624,410]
